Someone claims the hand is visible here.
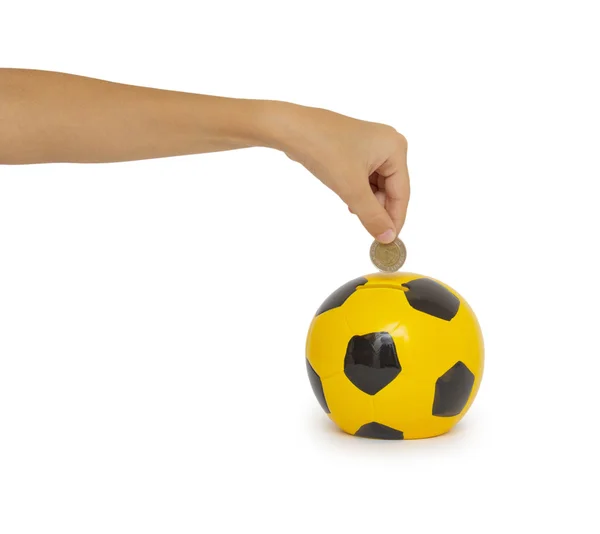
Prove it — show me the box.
[269,103,410,243]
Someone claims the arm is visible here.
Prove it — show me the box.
[0,68,409,241]
[0,68,272,163]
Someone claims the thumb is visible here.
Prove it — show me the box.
[347,186,397,243]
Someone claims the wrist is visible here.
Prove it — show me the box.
[252,100,306,155]
[182,95,282,152]
[193,97,307,156]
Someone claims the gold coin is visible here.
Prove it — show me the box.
[370,237,407,272]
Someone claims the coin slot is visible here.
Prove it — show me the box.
[357,284,408,292]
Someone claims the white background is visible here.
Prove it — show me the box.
[1,1,599,532]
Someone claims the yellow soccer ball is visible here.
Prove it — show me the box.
[305,272,484,440]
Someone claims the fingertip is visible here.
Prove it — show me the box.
[376,229,396,244]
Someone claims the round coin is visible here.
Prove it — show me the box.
[370,237,407,272]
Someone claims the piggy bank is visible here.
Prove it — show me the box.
[305,272,484,440]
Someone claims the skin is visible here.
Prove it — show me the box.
[0,68,409,242]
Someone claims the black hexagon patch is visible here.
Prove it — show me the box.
[315,276,368,316]
[344,332,400,395]
[306,359,330,413]
[432,361,475,417]
[355,422,404,440]
[402,278,460,321]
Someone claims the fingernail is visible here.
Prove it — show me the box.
[376,229,395,243]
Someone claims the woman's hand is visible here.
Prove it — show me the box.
[265,103,410,243]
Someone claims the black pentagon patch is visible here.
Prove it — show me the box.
[432,361,475,417]
[344,332,400,395]
[355,422,404,440]
[315,276,368,316]
[402,278,460,321]
[306,359,330,413]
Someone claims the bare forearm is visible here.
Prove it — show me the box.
[0,69,277,164]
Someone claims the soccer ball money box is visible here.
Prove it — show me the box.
[305,272,484,440]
